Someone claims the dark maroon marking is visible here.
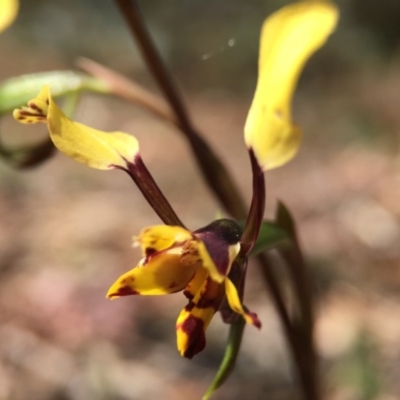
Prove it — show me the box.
[46,99,49,105]
[196,232,230,276]
[18,111,32,116]
[145,247,157,257]
[184,300,195,312]
[108,286,139,298]
[28,102,41,112]
[184,297,218,312]
[197,297,217,309]
[168,281,177,289]
[243,305,262,329]
[18,110,45,118]
[183,289,194,300]
[120,276,135,285]
[179,315,206,359]
[18,116,25,120]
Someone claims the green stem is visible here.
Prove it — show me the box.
[202,318,246,400]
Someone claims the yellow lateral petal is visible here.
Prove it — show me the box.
[0,0,18,32]
[106,248,197,298]
[224,278,261,328]
[13,86,139,169]
[244,1,339,170]
[135,225,193,256]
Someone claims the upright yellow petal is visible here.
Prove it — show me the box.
[244,1,339,170]
[0,0,18,33]
[13,86,139,170]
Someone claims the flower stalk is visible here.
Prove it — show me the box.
[114,0,247,219]
[122,156,185,227]
[240,150,266,257]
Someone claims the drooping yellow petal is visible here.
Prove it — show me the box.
[224,278,261,328]
[197,240,224,284]
[183,266,208,300]
[13,86,139,169]
[107,248,197,298]
[196,240,240,284]
[134,225,193,257]
[176,276,223,358]
[244,1,339,170]
[0,0,18,33]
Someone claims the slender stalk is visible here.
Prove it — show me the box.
[115,0,192,133]
[259,252,318,400]
[202,318,246,400]
[276,202,313,337]
[240,150,265,256]
[121,156,185,227]
[78,57,177,125]
[114,0,247,219]
[276,203,318,399]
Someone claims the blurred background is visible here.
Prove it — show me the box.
[1,0,400,399]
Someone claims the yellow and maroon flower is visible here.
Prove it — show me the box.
[106,220,261,358]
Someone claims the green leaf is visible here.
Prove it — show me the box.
[249,220,288,256]
[202,318,245,400]
[276,201,297,238]
[0,137,55,169]
[0,70,110,114]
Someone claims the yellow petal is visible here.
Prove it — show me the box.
[0,0,18,32]
[224,278,261,328]
[196,240,240,284]
[13,86,139,170]
[106,248,197,298]
[176,276,223,358]
[135,225,193,256]
[183,266,208,300]
[244,1,339,170]
[197,240,224,284]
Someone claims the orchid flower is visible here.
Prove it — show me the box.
[107,222,260,358]
[13,1,338,358]
[13,85,260,358]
